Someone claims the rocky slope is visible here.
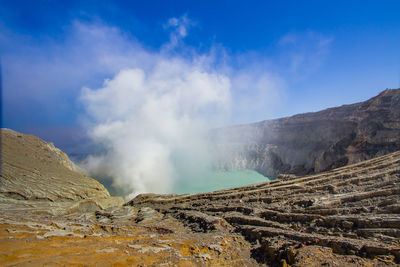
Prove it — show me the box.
[212,89,400,177]
[0,128,124,215]
[1,129,399,266]
[131,150,400,266]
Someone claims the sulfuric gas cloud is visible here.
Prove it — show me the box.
[79,15,283,199]
[80,62,230,199]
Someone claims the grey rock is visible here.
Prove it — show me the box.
[212,89,400,177]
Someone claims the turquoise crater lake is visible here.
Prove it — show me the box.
[174,170,271,194]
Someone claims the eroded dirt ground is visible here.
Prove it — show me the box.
[0,209,255,266]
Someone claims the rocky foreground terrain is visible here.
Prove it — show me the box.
[1,128,400,266]
[213,89,400,178]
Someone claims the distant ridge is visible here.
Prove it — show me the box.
[213,88,400,177]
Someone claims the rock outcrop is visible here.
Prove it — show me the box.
[0,128,124,214]
[212,89,400,177]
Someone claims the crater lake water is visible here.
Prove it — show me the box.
[173,170,271,194]
[99,170,271,197]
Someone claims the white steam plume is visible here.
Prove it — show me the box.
[80,59,230,199]
[76,15,284,199]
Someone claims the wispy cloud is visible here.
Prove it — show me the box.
[162,14,195,50]
[1,21,150,127]
[278,31,333,79]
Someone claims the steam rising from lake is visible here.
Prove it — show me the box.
[77,16,282,199]
[80,60,230,199]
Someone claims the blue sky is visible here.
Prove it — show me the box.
[1,0,400,151]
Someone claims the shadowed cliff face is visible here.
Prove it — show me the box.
[213,89,400,177]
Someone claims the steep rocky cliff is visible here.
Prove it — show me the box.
[213,89,400,177]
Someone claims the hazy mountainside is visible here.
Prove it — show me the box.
[1,129,399,266]
[213,88,400,177]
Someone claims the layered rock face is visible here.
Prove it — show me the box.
[0,128,124,214]
[131,150,400,265]
[213,89,400,177]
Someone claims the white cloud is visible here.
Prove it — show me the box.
[278,31,333,78]
[80,60,231,198]
[163,14,193,50]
